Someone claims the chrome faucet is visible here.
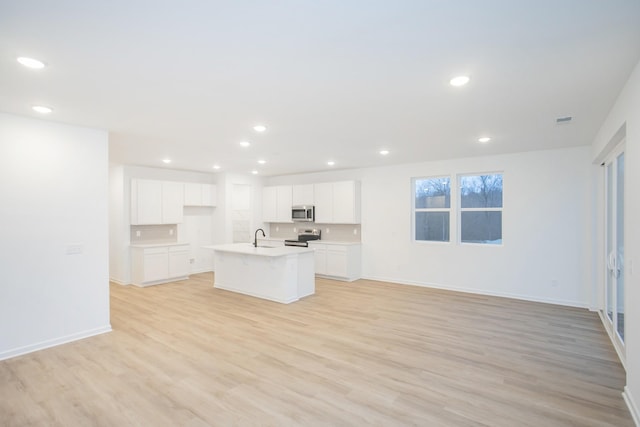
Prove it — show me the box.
[254,228,266,247]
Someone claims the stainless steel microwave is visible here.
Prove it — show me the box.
[292,205,314,222]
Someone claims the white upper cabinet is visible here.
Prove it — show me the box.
[201,184,217,206]
[131,179,190,225]
[313,182,333,224]
[332,181,361,224]
[313,181,361,224]
[161,181,184,224]
[262,185,293,223]
[131,179,163,225]
[276,186,292,222]
[292,184,314,206]
[262,186,278,222]
[184,183,201,206]
[184,183,217,206]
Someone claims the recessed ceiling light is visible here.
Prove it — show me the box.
[379,150,390,155]
[449,75,470,87]
[239,141,251,147]
[258,159,266,164]
[327,161,335,166]
[251,170,258,175]
[213,164,221,170]
[253,125,267,133]
[162,158,171,164]
[17,57,45,69]
[32,105,52,114]
[477,137,491,143]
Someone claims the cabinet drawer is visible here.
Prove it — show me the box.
[143,247,168,255]
[169,245,189,253]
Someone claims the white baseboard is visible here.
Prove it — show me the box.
[596,310,626,369]
[0,325,112,361]
[189,268,214,274]
[624,386,640,426]
[360,275,588,308]
[109,277,129,286]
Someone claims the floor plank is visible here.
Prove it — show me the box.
[0,273,633,426]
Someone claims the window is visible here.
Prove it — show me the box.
[414,176,450,242]
[459,173,503,244]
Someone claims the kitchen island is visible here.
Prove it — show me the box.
[204,243,315,304]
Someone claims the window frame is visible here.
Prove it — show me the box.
[457,172,504,246]
[412,175,452,244]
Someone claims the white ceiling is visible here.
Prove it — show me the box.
[1,1,639,176]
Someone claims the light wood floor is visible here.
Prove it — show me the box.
[0,273,633,426]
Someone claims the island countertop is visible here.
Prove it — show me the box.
[203,243,314,257]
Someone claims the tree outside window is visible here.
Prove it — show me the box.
[459,174,503,244]
[414,177,450,242]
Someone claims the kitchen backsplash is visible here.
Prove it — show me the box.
[130,224,178,243]
[268,223,361,242]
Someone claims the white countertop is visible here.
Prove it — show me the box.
[261,237,361,246]
[308,240,362,246]
[130,242,190,248]
[204,243,314,257]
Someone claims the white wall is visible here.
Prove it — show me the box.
[364,147,591,306]
[109,163,126,283]
[592,59,640,424]
[0,113,111,360]
[269,146,591,307]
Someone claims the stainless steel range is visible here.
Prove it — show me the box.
[284,228,321,247]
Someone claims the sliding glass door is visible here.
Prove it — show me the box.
[604,143,625,352]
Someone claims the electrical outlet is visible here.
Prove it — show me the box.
[326,228,330,234]
[276,226,279,232]
[293,227,297,233]
[169,229,174,235]
[136,230,141,237]
[190,258,195,264]
[353,228,358,235]
[66,245,83,255]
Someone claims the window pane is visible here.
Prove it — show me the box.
[606,163,614,322]
[415,177,450,209]
[616,152,624,341]
[460,174,503,208]
[461,211,502,244]
[415,212,450,242]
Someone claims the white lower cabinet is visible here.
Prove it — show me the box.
[131,244,190,286]
[314,245,328,275]
[308,242,361,281]
[168,246,190,278]
[142,248,169,282]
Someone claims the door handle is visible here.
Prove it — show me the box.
[607,251,616,272]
